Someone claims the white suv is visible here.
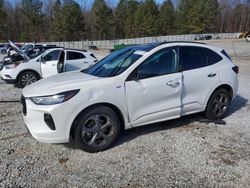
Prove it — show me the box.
[21,42,238,152]
[1,42,97,87]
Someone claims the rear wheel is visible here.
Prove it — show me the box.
[73,106,121,152]
[205,88,231,120]
[18,71,39,88]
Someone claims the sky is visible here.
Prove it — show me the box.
[7,0,167,9]
[76,0,166,8]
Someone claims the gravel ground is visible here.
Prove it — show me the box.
[0,39,250,187]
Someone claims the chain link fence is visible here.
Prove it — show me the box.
[44,33,240,49]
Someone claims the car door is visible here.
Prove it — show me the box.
[41,49,61,78]
[179,46,222,115]
[65,51,88,71]
[125,47,182,127]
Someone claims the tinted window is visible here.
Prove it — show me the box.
[180,47,207,71]
[44,50,61,61]
[137,48,177,79]
[204,48,223,65]
[221,50,231,61]
[90,53,96,59]
[180,47,222,71]
[22,44,33,51]
[67,51,85,60]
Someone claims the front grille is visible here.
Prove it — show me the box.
[20,95,27,116]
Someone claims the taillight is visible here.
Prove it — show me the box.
[232,66,239,74]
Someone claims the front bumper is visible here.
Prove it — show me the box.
[1,76,17,84]
[0,68,18,83]
[22,98,72,144]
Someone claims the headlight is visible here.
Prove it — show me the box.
[5,62,21,69]
[30,89,80,105]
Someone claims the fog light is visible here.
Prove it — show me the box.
[44,113,56,130]
[4,74,12,78]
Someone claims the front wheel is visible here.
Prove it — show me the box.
[18,71,39,88]
[205,89,231,120]
[73,106,121,153]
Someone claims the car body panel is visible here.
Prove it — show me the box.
[21,42,239,144]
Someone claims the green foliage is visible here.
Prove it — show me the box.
[51,0,85,41]
[0,0,7,40]
[20,0,44,41]
[159,0,175,35]
[92,0,114,40]
[2,0,249,41]
[125,0,139,38]
[176,0,220,34]
[114,0,127,38]
[134,0,159,37]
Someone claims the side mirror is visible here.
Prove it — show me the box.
[40,56,46,64]
[131,69,141,81]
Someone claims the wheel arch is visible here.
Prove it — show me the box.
[69,102,126,139]
[205,84,233,108]
[17,69,41,81]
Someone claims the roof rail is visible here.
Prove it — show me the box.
[158,41,207,46]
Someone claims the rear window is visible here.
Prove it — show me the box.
[180,46,223,71]
[204,48,223,65]
[221,50,232,61]
[67,51,85,60]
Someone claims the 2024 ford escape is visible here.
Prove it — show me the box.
[21,42,238,152]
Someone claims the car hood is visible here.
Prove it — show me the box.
[22,71,100,97]
[9,40,30,61]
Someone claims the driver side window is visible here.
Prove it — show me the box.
[44,50,61,61]
[137,47,178,80]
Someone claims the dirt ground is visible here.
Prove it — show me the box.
[0,39,250,187]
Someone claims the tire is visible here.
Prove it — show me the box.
[205,88,231,120]
[73,106,121,153]
[18,71,39,88]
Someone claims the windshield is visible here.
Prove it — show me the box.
[22,44,33,51]
[83,48,142,77]
[26,48,44,59]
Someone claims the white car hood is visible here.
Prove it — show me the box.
[9,40,30,61]
[22,71,100,97]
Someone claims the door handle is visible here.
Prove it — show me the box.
[208,73,216,77]
[167,80,180,88]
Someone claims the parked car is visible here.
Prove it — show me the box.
[246,35,250,42]
[2,45,61,64]
[21,43,54,52]
[195,34,212,40]
[0,41,97,87]
[21,42,239,152]
[0,43,8,54]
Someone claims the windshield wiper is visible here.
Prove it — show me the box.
[109,51,134,77]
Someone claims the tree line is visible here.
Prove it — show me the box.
[0,0,249,42]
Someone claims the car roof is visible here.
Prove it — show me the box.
[123,41,208,52]
[64,48,88,52]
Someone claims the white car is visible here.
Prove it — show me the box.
[21,43,53,52]
[21,42,238,152]
[1,41,97,87]
[246,35,250,42]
